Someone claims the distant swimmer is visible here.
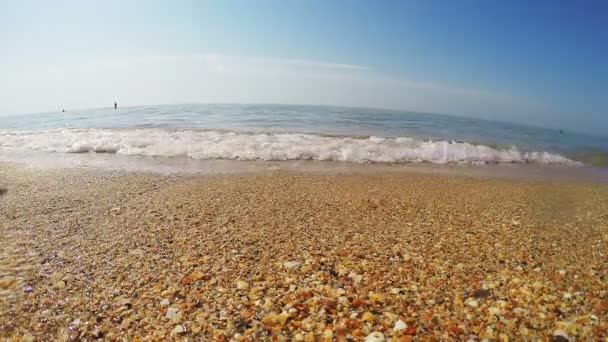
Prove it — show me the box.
[114,102,117,110]
[560,129,564,135]
[62,109,65,112]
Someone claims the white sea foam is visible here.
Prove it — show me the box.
[0,128,581,165]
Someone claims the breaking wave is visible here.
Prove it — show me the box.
[0,128,581,165]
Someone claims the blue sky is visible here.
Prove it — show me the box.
[1,0,606,135]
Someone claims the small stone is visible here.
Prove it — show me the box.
[181,270,205,285]
[558,269,566,276]
[550,330,570,342]
[284,261,301,270]
[71,318,82,327]
[262,313,279,325]
[532,281,544,289]
[511,219,521,226]
[23,285,34,293]
[362,311,375,322]
[236,280,249,291]
[394,319,407,330]
[473,289,491,298]
[277,312,290,325]
[364,332,385,342]
[465,298,479,308]
[171,325,185,335]
[53,280,66,289]
[120,318,132,329]
[171,312,183,324]
[488,307,502,315]
[165,307,180,319]
[160,299,170,306]
[348,272,363,283]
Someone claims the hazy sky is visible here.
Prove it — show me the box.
[1,0,606,134]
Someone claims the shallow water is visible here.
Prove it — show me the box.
[1,104,607,171]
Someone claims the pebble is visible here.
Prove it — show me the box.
[394,319,407,330]
[71,318,81,327]
[171,325,185,335]
[465,298,479,308]
[473,289,491,298]
[121,318,132,328]
[488,307,502,315]
[364,332,385,342]
[348,272,363,283]
[53,280,66,289]
[165,307,180,319]
[362,311,376,322]
[236,280,249,290]
[160,299,170,306]
[284,261,301,270]
[551,329,570,342]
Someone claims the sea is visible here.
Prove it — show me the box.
[1,104,607,178]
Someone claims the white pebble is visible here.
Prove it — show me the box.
[71,318,81,327]
[165,307,180,319]
[465,298,479,308]
[488,307,502,315]
[284,261,301,270]
[364,332,385,342]
[160,299,170,306]
[394,319,407,330]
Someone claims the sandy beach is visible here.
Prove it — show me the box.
[1,162,607,341]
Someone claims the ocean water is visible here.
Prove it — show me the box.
[1,104,607,169]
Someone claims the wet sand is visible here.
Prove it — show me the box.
[1,162,607,341]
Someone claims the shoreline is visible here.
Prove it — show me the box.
[1,163,607,340]
[1,151,608,183]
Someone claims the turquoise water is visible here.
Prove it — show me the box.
[1,104,607,166]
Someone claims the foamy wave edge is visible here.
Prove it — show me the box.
[0,128,581,165]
